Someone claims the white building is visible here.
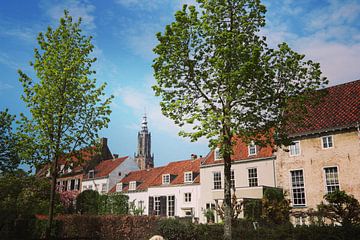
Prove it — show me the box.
[82,156,139,194]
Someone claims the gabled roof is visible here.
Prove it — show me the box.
[288,79,360,136]
[201,137,274,166]
[110,158,202,193]
[83,156,128,180]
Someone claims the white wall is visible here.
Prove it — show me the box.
[108,157,139,191]
[82,178,108,194]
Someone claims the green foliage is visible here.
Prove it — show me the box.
[76,190,100,214]
[203,208,215,223]
[18,9,113,170]
[319,190,360,226]
[0,109,20,173]
[153,1,327,238]
[0,172,62,238]
[243,199,262,221]
[99,193,129,215]
[261,188,291,225]
[129,199,145,216]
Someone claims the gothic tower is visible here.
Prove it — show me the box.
[134,114,154,170]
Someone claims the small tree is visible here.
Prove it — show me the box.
[261,188,291,225]
[0,109,20,173]
[153,0,327,238]
[18,10,113,237]
[319,190,360,227]
[76,190,100,214]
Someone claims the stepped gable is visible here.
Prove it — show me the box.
[82,156,128,180]
[201,137,273,166]
[288,79,360,136]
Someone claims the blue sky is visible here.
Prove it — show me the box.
[0,0,359,167]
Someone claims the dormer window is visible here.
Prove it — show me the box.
[116,183,123,192]
[88,170,95,179]
[248,141,256,156]
[60,164,65,173]
[129,181,137,191]
[184,172,193,183]
[162,174,170,184]
[214,147,222,161]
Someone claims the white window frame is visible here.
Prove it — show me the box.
[184,171,193,183]
[230,169,235,188]
[324,166,340,194]
[248,141,257,156]
[248,168,258,187]
[184,192,192,202]
[213,171,221,189]
[162,174,170,184]
[88,170,95,179]
[116,183,123,192]
[129,181,137,191]
[322,135,333,149]
[154,196,161,216]
[168,195,175,216]
[289,141,301,156]
[290,169,306,207]
[214,147,222,161]
[101,183,107,193]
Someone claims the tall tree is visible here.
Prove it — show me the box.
[153,0,327,239]
[0,109,20,173]
[18,10,113,238]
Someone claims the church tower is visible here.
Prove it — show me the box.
[134,114,154,170]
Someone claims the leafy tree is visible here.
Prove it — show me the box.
[152,0,327,238]
[0,109,20,173]
[76,190,100,214]
[100,193,129,215]
[18,10,113,237]
[319,190,360,227]
[261,188,291,225]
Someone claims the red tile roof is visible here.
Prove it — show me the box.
[201,137,274,166]
[110,158,202,193]
[83,156,128,180]
[288,79,360,136]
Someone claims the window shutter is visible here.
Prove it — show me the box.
[160,196,167,216]
[148,196,154,215]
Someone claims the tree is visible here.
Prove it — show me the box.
[0,109,20,173]
[152,0,327,238]
[18,10,113,237]
[319,190,360,227]
[261,188,291,225]
[76,190,100,214]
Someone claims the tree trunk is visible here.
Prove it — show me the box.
[46,158,58,239]
[222,130,233,240]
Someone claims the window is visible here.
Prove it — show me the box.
[214,147,222,160]
[248,168,258,187]
[75,179,80,190]
[154,197,161,216]
[116,183,123,192]
[138,200,144,209]
[88,170,95,179]
[101,183,107,193]
[63,180,68,191]
[213,172,221,189]
[324,167,339,193]
[162,174,170,184]
[289,141,300,156]
[95,184,100,191]
[322,136,333,149]
[248,141,256,156]
[231,169,235,188]
[184,172,193,183]
[291,170,306,206]
[83,185,87,191]
[129,181,137,191]
[88,185,93,190]
[184,193,192,202]
[118,172,121,176]
[70,179,75,190]
[168,195,175,216]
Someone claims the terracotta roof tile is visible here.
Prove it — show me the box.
[288,79,360,135]
[83,156,128,180]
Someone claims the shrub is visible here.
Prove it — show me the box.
[261,188,291,225]
[76,189,100,214]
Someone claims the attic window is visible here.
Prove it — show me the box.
[88,170,95,179]
[129,181,137,191]
[116,183,123,192]
[162,174,170,184]
[248,141,256,156]
[184,172,193,183]
[214,147,222,161]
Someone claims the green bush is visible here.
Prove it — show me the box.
[76,189,100,214]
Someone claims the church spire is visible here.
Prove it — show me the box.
[134,113,154,170]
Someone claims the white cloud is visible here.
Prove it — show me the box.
[114,0,163,10]
[0,82,13,90]
[41,0,96,30]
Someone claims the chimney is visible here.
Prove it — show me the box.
[99,137,108,146]
[191,154,197,160]
[113,154,119,159]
